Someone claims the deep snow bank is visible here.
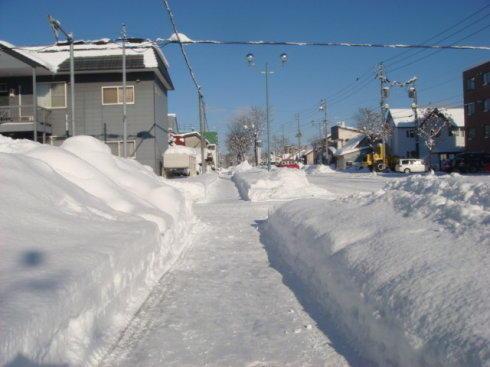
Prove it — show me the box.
[0,136,193,366]
[164,173,218,203]
[263,174,490,367]
[304,164,337,175]
[232,166,333,201]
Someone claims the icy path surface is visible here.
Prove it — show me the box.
[103,178,349,366]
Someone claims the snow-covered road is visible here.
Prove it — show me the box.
[102,177,349,366]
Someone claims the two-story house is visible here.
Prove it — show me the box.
[387,108,465,169]
[0,39,174,174]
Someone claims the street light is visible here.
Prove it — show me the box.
[245,52,288,171]
[48,15,76,137]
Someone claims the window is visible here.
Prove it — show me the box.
[467,102,476,116]
[483,72,490,86]
[485,125,490,139]
[102,86,134,105]
[466,77,476,90]
[37,82,67,108]
[484,99,490,112]
[468,128,476,140]
[105,140,136,157]
[405,129,415,138]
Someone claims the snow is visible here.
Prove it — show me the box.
[9,40,167,73]
[262,173,490,366]
[233,159,254,173]
[164,144,197,157]
[304,164,337,175]
[101,178,349,366]
[164,173,218,203]
[0,136,193,366]
[389,108,464,128]
[168,32,193,43]
[232,166,333,202]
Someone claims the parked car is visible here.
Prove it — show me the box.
[452,152,490,173]
[395,158,427,173]
[277,160,300,169]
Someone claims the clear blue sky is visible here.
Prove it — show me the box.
[1,0,489,144]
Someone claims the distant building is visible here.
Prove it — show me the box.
[167,113,179,132]
[463,61,490,153]
[387,108,465,169]
[333,133,370,169]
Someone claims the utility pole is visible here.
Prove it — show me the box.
[281,124,286,155]
[295,113,302,157]
[409,83,420,157]
[265,62,271,171]
[198,92,207,174]
[320,99,327,137]
[377,63,388,127]
[48,16,76,136]
[121,24,128,158]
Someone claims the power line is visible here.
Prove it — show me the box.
[388,22,490,74]
[381,3,490,65]
[163,37,490,51]
[161,0,202,94]
[387,11,490,70]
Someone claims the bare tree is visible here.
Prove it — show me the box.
[225,107,266,164]
[417,108,451,171]
[355,107,393,149]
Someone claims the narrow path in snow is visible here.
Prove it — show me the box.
[102,177,349,366]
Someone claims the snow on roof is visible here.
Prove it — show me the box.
[4,39,169,73]
[388,108,464,128]
[334,124,361,133]
[334,133,368,156]
[164,144,197,156]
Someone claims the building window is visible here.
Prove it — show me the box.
[468,128,476,140]
[484,99,490,112]
[37,82,67,109]
[102,86,135,105]
[467,102,476,116]
[105,140,136,157]
[484,72,490,86]
[405,129,415,138]
[485,125,490,139]
[466,77,476,90]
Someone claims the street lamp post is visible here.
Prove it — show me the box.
[246,53,288,171]
[48,15,76,136]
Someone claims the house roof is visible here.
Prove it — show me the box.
[388,108,464,128]
[334,133,369,156]
[332,124,361,133]
[0,39,174,89]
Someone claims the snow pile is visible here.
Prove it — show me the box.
[233,160,254,173]
[263,174,490,367]
[0,136,193,366]
[304,164,337,175]
[164,144,197,157]
[383,173,489,237]
[232,167,332,201]
[164,173,218,203]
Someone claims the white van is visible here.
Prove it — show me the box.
[395,159,427,173]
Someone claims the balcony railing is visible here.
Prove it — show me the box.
[0,105,52,128]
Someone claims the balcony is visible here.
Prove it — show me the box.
[0,105,52,135]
